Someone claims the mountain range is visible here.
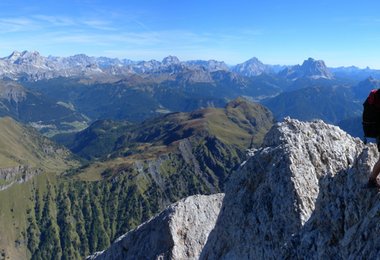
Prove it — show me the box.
[1,50,377,82]
[0,51,375,139]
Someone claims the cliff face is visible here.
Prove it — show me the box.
[91,118,380,259]
[201,117,371,259]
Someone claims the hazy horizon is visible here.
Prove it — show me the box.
[2,49,379,70]
[1,0,379,68]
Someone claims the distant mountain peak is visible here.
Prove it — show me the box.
[232,57,268,77]
[302,57,326,68]
[15,50,42,60]
[21,50,40,55]
[6,50,41,61]
[246,57,261,63]
[162,55,180,65]
[279,57,334,80]
[7,50,21,60]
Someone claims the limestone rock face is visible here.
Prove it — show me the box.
[88,194,224,260]
[89,118,380,259]
[201,118,377,259]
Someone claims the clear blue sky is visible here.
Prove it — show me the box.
[0,0,380,68]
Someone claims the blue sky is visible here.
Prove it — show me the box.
[0,0,380,68]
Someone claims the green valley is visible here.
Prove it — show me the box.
[0,98,274,259]
[0,81,89,137]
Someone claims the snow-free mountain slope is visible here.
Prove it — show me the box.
[93,118,380,259]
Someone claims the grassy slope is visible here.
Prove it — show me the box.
[75,98,274,182]
[0,117,76,170]
[0,173,56,259]
[0,117,78,259]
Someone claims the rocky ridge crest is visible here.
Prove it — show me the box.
[89,117,380,259]
[201,117,370,259]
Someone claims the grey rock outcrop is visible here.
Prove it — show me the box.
[0,165,41,191]
[90,118,380,259]
[88,194,224,260]
[201,117,369,259]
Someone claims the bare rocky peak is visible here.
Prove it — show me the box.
[162,55,180,65]
[202,118,367,258]
[6,51,23,62]
[301,57,334,78]
[90,118,380,259]
[280,57,334,80]
[232,57,269,77]
[15,50,44,63]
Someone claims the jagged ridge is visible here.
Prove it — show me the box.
[93,118,380,259]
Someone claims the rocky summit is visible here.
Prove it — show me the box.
[231,57,269,77]
[88,118,380,259]
[279,57,334,80]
